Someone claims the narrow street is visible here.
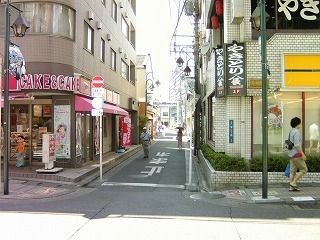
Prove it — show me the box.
[0,132,320,240]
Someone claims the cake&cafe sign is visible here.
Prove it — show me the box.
[18,73,80,91]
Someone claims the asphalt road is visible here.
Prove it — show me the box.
[0,132,320,240]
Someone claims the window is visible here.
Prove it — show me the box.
[130,61,136,85]
[130,24,136,48]
[121,16,129,39]
[162,112,169,117]
[11,3,76,40]
[84,22,94,53]
[251,0,320,31]
[121,60,129,80]
[112,0,117,22]
[101,0,106,6]
[100,38,105,62]
[110,48,116,71]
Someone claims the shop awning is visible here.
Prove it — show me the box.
[75,95,128,116]
[75,95,92,111]
[103,102,128,116]
[1,93,28,107]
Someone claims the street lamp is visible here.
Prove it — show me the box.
[145,78,160,115]
[250,0,269,199]
[3,1,29,195]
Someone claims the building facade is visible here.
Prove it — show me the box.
[201,0,320,159]
[0,0,138,168]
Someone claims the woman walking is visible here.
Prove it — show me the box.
[177,128,183,150]
[287,117,308,191]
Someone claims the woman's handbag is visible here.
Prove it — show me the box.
[284,131,295,150]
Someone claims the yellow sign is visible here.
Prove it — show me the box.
[284,54,320,87]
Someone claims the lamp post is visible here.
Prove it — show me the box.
[3,1,28,195]
[251,0,269,199]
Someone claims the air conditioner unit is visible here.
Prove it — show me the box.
[96,21,102,30]
[124,53,128,59]
[119,2,124,8]
[88,11,94,21]
[119,47,123,53]
[107,33,112,41]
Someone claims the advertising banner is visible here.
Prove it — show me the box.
[120,115,132,147]
[54,105,71,158]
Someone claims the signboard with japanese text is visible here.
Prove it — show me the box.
[119,115,132,147]
[226,43,246,96]
[215,47,225,97]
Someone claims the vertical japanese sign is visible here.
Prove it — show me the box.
[94,116,100,155]
[229,120,234,143]
[226,43,246,96]
[120,115,132,147]
[54,105,71,158]
[76,113,82,156]
[215,47,225,97]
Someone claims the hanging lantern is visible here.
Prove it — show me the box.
[216,0,223,16]
[211,15,219,29]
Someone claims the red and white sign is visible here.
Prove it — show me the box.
[92,76,104,88]
[119,115,132,147]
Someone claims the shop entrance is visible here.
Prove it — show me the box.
[9,99,52,166]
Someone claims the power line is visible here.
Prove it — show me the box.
[169,0,187,47]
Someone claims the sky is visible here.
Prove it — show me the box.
[136,0,194,100]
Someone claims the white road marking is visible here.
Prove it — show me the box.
[141,166,164,176]
[149,158,168,164]
[101,182,185,189]
[156,152,170,157]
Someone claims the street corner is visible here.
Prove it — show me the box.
[0,180,76,200]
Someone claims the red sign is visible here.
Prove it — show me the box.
[92,76,104,88]
[119,115,132,147]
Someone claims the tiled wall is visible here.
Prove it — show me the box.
[204,0,320,159]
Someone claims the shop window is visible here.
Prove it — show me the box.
[305,93,320,155]
[84,21,94,54]
[110,48,116,71]
[121,59,129,80]
[253,92,302,156]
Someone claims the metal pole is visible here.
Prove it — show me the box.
[193,2,200,156]
[3,1,11,195]
[260,0,268,199]
[99,115,103,181]
[0,55,2,192]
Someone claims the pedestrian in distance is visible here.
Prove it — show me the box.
[287,117,308,191]
[177,128,183,150]
[13,135,25,167]
[140,127,151,158]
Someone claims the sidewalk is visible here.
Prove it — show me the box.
[193,158,320,205]
[0,145,142,199]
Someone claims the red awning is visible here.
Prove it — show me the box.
[103,102,128,116]
[75,95,128,116]
[75,95,92,111]
[1,93,28,107]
